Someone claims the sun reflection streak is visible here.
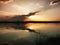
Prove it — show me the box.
[25,23,60,32]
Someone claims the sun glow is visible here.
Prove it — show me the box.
[28,15,48,21]
[28,26,34,29]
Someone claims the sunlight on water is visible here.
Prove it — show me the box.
[0,23,60,45]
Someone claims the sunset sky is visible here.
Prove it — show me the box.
[0,0,60,21]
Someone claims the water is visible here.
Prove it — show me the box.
[0,23,60,45]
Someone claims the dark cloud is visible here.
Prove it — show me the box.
[52,0,60,4]
[0,10,38,21]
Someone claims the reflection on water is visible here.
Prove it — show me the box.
[0,23,60,45]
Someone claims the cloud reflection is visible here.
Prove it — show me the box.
[0,23,60,45]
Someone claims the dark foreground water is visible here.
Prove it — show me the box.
[0,23,60,45]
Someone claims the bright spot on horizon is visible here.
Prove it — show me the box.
[28,15,49,21]
[28,26,34,29]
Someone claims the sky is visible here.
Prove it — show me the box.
[0,0,60,21]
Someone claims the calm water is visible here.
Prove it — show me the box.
[0,23,60,45]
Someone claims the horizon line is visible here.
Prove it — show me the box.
[0,21,60,23]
